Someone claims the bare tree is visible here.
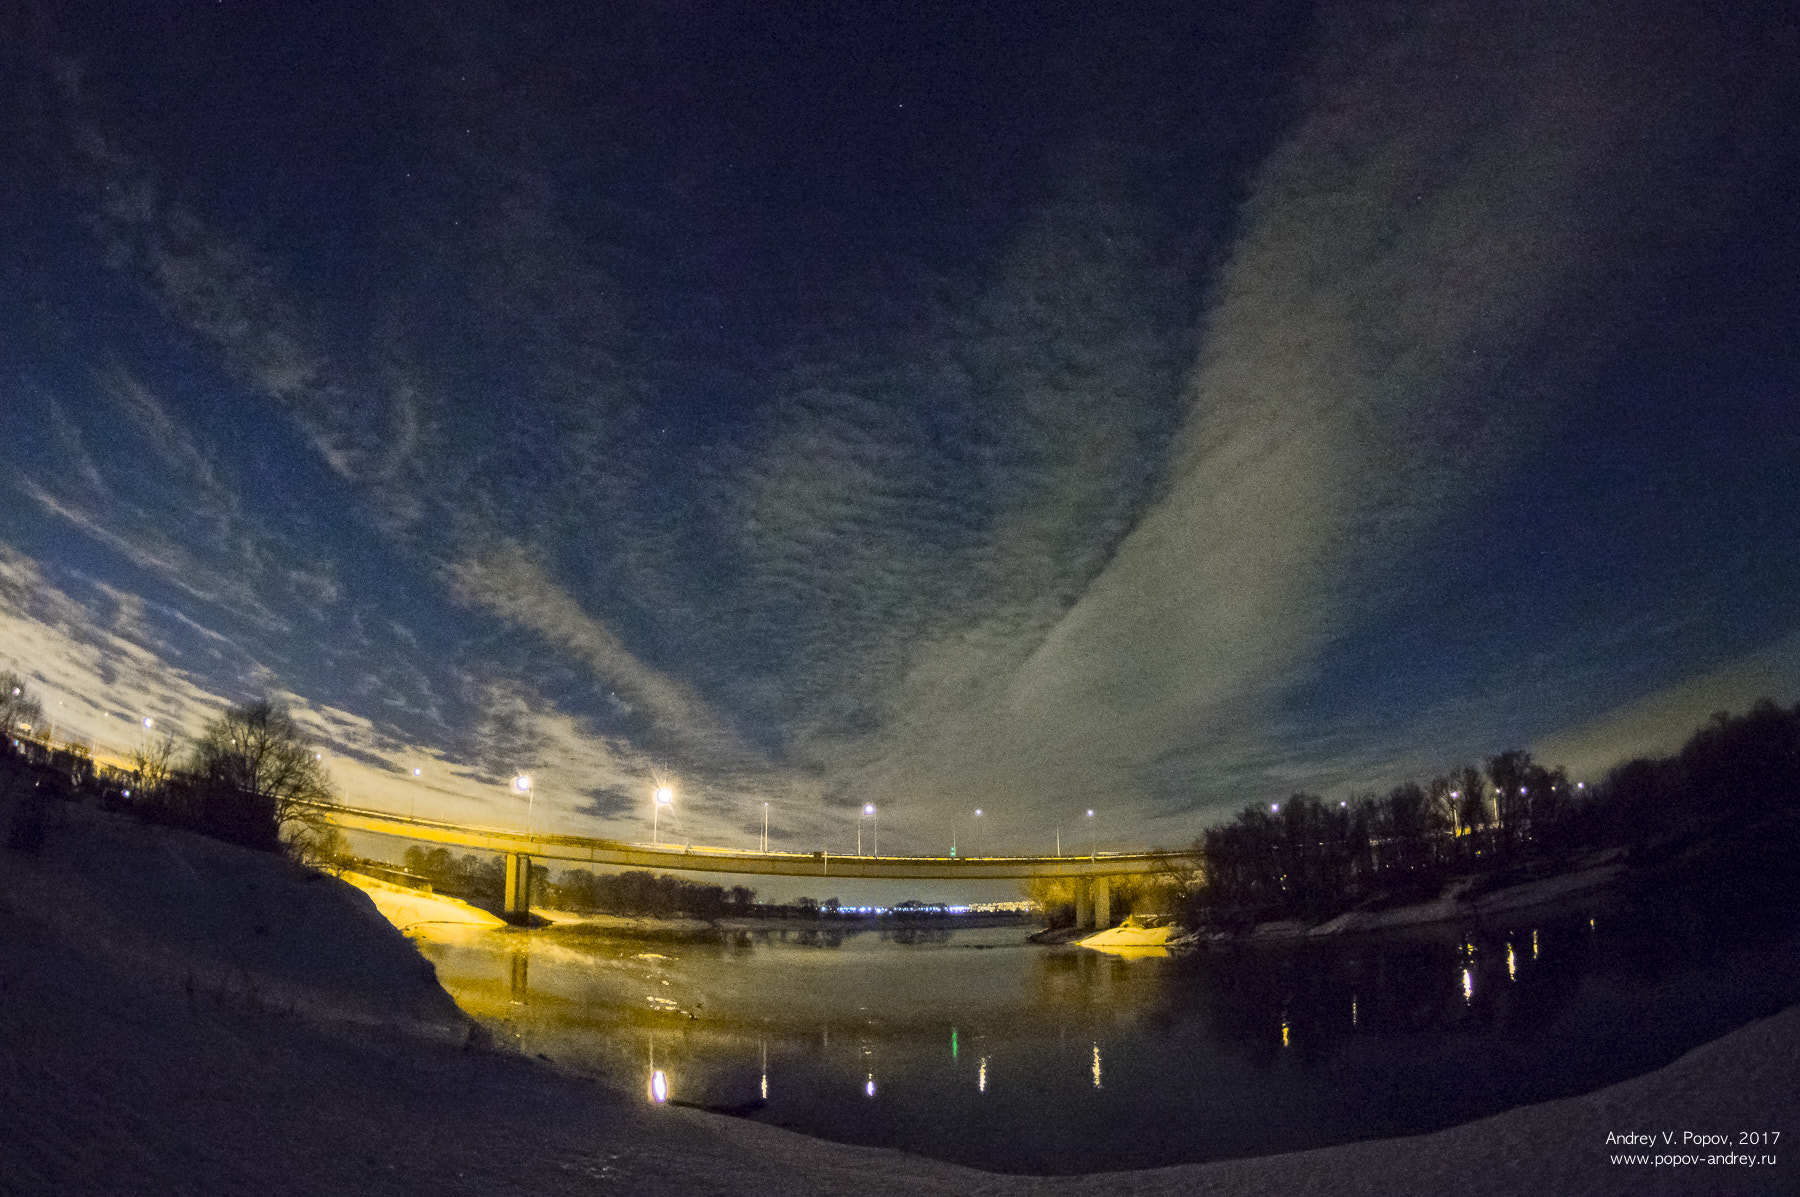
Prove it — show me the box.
[1,671,45,739]
[129,730,179,795]
[187,700,335,850]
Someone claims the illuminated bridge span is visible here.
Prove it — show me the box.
[312,801,1200,929]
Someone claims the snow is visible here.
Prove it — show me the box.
[3,802,1794,1195]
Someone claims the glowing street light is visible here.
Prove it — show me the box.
[762,801,770,853]
[861,803,877,857]
[514,775,533,838]
[653,785,674,844]
[1086,808,1095,859]
[973,808,983,857]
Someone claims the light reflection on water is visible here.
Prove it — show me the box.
[411,902,1800,1174]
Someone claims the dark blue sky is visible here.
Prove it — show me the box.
[2,0,1797,865]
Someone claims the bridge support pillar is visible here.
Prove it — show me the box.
[504,852,532,918]
[1093,876,1111,929]
[1075,879,1094,929]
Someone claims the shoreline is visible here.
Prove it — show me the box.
[4,804,1794,1195]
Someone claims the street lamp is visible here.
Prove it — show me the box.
[514,775,533,838]
[862,803,877,857]
[973,808,983,857]
[653,785,674,844]
[762,802,770,853]
[1087,808,1095,859]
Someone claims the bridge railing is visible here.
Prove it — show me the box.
[302,799,1201,880]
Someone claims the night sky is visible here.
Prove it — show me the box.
[3,0,1798,862]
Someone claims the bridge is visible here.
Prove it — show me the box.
[312,801,1201,930]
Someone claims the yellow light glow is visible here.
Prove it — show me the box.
[1091,1043,1103,1088]
[654,785,674,805]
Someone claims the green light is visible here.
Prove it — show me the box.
[951,1028,958,1061]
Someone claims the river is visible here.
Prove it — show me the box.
[410,891,1800,1174]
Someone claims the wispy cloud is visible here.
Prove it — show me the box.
[1532,631,1800,782]
[780,0,1744,826]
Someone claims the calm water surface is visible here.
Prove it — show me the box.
[413,895,1800,1174]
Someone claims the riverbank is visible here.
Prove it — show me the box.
[1237,856,1630,940]
[3,803,1794,1195]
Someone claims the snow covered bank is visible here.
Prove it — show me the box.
[2,801,1794,1194]
[1239,861,1631,939]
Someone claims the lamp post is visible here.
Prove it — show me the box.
[762,802,770,853]
[973,808,983,858]
[653,785,673,844]
[867,804,878,857]
[515,775,533,838]
[1087,808,1095,860]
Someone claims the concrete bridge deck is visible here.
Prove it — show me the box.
[313,801,1200,881]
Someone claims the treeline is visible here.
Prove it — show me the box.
[1195,699,1800,925]
[547,869,756,919]
[398,846,757,919]
[398,846,512,907]
[1,671,336,859]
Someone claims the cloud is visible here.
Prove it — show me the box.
[788,0,1737,827]
[1532,631,1800,781]
[13,0,1784,860]
[445,540,752,761]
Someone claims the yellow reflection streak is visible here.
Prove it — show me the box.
[1091,1044,1103,1089]
[978,1056,988,1094]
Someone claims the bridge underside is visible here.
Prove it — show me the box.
[313,802,1197,882]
